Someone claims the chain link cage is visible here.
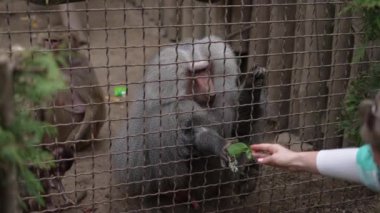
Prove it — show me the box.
[1,0,379,212]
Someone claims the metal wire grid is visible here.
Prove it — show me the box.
[0,0,379,212]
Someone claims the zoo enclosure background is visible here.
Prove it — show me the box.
[0,0,380,212]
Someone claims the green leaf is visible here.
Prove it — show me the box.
[245,150,253,160]
[227,142,251,158]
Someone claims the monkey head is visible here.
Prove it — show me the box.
[37,25,87,50]
[359,92,380,164]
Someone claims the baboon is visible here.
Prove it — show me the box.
[37,26,106,150]
[112,36,258,212]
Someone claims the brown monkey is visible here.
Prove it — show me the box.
[37,26,106,150]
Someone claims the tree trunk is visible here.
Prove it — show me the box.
[246,0,270,143]
[298,1,334,150]
[288,0,306,131]
[264,0,296,140]
[322,4,353,149]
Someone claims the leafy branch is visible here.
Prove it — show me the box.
[345,0,380,43]
[0,49,65,208]
[340,65,380,146]
[339,0,380,146]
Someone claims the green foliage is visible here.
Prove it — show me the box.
[339,0,380,146]
[226,142,254,173]
[0,49,65,207]
[15,50,66,103]
[346,0,380,42]
[344,0,380,62]
[227,142,253,160]
[340,65,380,146]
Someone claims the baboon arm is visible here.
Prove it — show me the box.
[66,105,94,143]
[65,87,103,143]
[193,127,229,161]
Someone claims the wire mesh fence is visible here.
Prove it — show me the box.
[0,0,379,212]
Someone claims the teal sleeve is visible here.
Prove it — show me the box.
[356,144,380,192]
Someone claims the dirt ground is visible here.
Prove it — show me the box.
[1,0,379,212]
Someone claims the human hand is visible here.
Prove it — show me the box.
[251,143,298,170]
[251,143,319,173]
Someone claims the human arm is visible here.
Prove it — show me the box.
[251,144,362,184]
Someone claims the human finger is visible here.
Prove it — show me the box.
[251,143,279,153]
[251,151,270,159]
[257,155,274,165]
